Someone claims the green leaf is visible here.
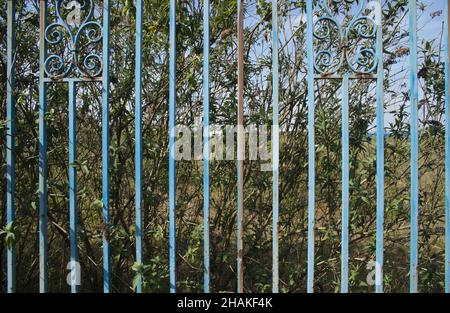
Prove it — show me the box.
[132,261,144,273]
[91,199,103,210]
[1,222,17,248]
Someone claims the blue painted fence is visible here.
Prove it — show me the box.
[3,0,450,293]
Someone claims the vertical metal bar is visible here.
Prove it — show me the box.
[340,75,349,293]
[409,0,419,294]
[271,0,280,294]
[102,0,111,294]
[306,0,316,293]
[68,80,79,293]
[134,0,144,294]
[375,0,385,294]
[444,0,450,294]
[38,0,48,293]
[169,0,177,294]
[236,0,245,294]
[6,0,16,294]
[203,0,211,294]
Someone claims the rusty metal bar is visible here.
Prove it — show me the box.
[409,0,419,293]
[38,0,48,293]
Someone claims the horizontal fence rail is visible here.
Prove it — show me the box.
[2,0,450,293]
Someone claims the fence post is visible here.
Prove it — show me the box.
[102,0,111,293]
[409,0,419,294]
[444,0,450,294]
[169,0,177,294]
[341,74,350,293]
[306,0,316,294]
[236,0,245,294]
[6,0,16,294]
[272,0,280,294]
[38,0,48,293]
[134,0,144,294]
[203,0,211,294]
[375,0,385,294]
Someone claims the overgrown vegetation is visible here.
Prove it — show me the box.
[0,0,448,292]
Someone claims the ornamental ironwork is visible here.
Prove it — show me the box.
[314,0,378,75]
[44,0,103,79]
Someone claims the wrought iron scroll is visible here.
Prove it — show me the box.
[313,0,378,77]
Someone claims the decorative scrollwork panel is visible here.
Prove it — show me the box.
[44,0,103,79]
[313,0,378,76]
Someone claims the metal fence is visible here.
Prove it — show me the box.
[3,0,450,293]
